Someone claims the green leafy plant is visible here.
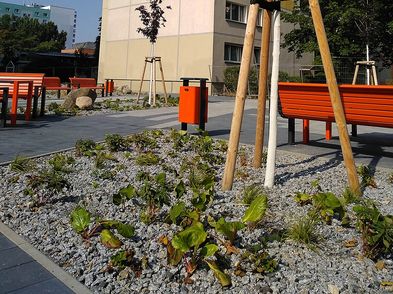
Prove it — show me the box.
[287,214,319,247]
[10,155,35,173]
[127,132,158,151]
[189,163,215,211]
[92,169,117,180]
[108,249,143,277]
[312,192,347,224]
[166,201,187,225]
[94,151,117,169]
[242,184,265,205]
[75,139,96,156]
[70,206,91,234]
[70,207,135,248]
[294,189,348,225]
[113,184,137,206]
[169,129,190,151]
[209,217,245,244]
[205,259,231,287]
[240,250,278,274]
[136,170,152,182]
[242,195,268,224]
[48,154,74,173]
[28,169,69,193]
[174,180,186,198]
[357,165,377,188]
[105,134,128,152]
[353,200,393,259]
[135,152,160,166]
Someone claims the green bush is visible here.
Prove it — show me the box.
[224,67,302,95]
[224,66,258,95]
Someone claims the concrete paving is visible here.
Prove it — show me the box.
[0,95,392,294]
[0,222,91,294]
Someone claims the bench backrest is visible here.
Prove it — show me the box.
[69,77,97,88]
[278,82,393,128]
[43,76,61,88]
[0,72,45,96]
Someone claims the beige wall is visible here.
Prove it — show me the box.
[99,0,312,94]
[99,0,215,93]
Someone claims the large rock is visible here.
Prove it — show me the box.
[76,96,93,110]
[62,88,97,110]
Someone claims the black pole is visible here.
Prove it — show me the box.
[1,88,8,127]
[181,78,189,131]
[199,79,206,132]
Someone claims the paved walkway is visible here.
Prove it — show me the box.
[0,223,90,294]
[0,95,392,293]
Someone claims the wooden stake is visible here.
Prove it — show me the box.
[222,4,259,191]
[157,57,168,104]
[137,58,149,103]
[253,6,272,168]
[309,0,360,194]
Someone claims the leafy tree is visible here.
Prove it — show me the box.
[135,0,171,44]
[0,15,67,64]
[282,0,393,67]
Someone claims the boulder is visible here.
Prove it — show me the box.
[62,88,97,110]
[75,96,93,110]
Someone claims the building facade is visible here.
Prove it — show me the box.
[98,0,311,93]
[0,2,77,48]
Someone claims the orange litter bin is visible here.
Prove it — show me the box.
[178,78,208,131]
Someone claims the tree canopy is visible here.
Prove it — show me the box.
[282,0,393,67]
[136,0,171,44]
[0,14,67,63]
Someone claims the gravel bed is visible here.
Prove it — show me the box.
[0,130,392,294]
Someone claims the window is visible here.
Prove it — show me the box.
[225,44,242,63]
[35,12,39,16]
[225,2,246,23]
[5,7,10,12]
[225,44,261,64]
[14,8,20,14]
[43,13,48,17]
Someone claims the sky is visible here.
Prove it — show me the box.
[4,0,102,43]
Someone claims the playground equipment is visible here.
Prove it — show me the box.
[222,0,360,194]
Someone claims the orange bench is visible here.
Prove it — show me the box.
[0,73,46,126]
[69,77,104,97]
[278,82,393,144]
[43,77,71,98]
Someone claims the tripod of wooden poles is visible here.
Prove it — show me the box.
[222,0,360,195]
[137,56,168,106]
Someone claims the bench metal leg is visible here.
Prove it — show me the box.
[57,90,61,99]
[40,88,46,117]
[181,123,187,131]
[32,86,39,119]
[303,119,309,144]
[326,122,332,140]
[1,88,8,127]
[352,124,357,137]
[288,118,295,145]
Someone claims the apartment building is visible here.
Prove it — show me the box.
[0,2,77,48]
[98,0,311,93]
